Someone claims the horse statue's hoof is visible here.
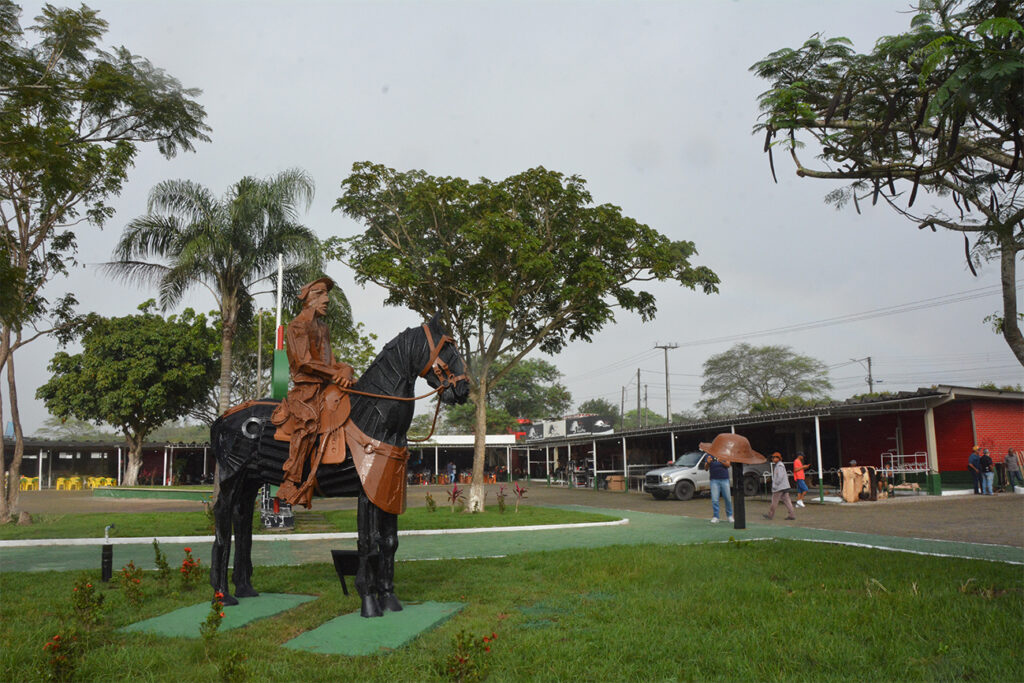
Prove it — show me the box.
[219,592,240,606]
[234,585,260,599]
[360,594,383,618]
[378,592,403,612]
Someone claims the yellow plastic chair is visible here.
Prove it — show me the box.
[104,477,117,487]
[19,476,37,491]
[56,477,67,490]
[67,476,82,490]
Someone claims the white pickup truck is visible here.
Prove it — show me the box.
[643,450,769,501]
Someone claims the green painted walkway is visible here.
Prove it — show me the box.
[2,505,1021,575]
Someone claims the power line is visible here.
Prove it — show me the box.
[675,282,1017,348]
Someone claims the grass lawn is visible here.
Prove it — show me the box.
[0,506,617,540]
[1,539,1020,681]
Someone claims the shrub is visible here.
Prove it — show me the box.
[118,561,144,607]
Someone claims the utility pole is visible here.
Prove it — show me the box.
[851,356,876,393]
[620,386,626,431]
[644,384,648,427]
[655,343,678,424]
[636,368,641,430]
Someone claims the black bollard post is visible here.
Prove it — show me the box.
[731,462,746,529]
[101,544,113,582]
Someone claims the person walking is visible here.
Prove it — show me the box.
[763,452,796,520]
[980,448,995,495]
[793,451,809,507]
[1006,448,1024,488]
[968,446,982,494]
[703,453,734,523]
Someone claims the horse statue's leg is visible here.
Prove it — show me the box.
[355,491,382,618]
[376,506,403,613]
[210,476,238,605]
[230,478,263,598]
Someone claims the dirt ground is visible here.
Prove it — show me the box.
[14,484,1024,548]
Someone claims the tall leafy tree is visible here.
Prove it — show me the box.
[331,162,719,509]
[751,0,1024,364]
[105,168,336,417]
[36,303,218,486]
[0,1,208,521]
[577,397,621,425]
[697,343,833,416]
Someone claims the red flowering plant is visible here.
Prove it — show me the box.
[425,491,438,512]
[200,591,226,643]
[513,482,528,512]
[41,630,82,682]
[439,629,497,682]
[180,547,204,590]
[447,482,466,513]
[70,575,104,628]
[117,561,144,607]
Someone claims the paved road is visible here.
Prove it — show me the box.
[15,484,1024,547]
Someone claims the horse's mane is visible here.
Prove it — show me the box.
[348,323,427,447]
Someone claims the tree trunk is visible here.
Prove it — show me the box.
[212,301,237,504]
[999,238,1024,366]
[468,381,488,512]
[123,433,144,487]
[2,333,25,523]
[0,325,10,524]
[217,313,236,415]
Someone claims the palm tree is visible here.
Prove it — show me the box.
[106,168,338,416]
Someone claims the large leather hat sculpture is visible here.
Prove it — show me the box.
[698,433,767,464]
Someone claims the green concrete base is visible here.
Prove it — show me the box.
[925,473,943,496]
[120,593,315,638]
[284,601,465,656]
[93,487,212,501]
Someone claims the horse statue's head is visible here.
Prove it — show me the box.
[418,313,470,406]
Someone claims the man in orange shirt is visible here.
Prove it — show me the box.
[793,451,809,508]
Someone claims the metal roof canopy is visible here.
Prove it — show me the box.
[524,385,1024,448]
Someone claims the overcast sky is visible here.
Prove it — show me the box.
[6,0,1022,435]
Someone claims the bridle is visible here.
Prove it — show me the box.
[337,324,468,443]
[337,324,467,402]
[418,323,468,390]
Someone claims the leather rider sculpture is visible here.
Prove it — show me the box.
[271,276,354,508]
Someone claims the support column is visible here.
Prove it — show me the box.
[592,439,598,490]
[163,447,168,486]
[116,448,122,486]
[622,437,629,492]
[731,462,746,529]
[669,432,676,462]
[923,405,943,495]
[814,416,824,503]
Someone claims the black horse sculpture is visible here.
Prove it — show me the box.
[208,316,469,616]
